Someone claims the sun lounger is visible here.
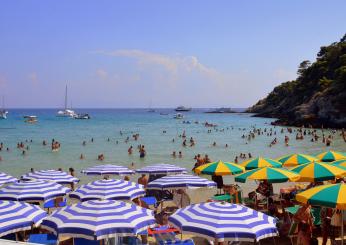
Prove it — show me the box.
[154,231,194,245]
[28,234,58,245]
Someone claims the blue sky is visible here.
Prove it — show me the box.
[0,1,345,108]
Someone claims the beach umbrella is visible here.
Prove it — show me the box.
[146,174,216,190]
[0,172,18,187]
[21,170,79,184]
[194,160,245,176]
[0,180,70,203]
[41,200,155,240]
[296,183,346,243]
[239,157,282,170]
[136,163,187,174]
[332,159,346,168]
[277,153,318,167]
[290,162,346,182]
[317,150,346,162]
[81,164,135,175]
[0,200,47,237]
[69,179,145,202]
[168,202,278,243]
[235,167,300,183]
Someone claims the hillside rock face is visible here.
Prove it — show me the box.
[247,34,346,128]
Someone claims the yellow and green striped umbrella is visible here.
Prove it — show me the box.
[239,157,282,170]
[290,162,346,182]
[296,183,346,209]
[332,159,346,168]
[235,167,300,183]
[317,150,346,162]
[277,153,318,167]
[194,160,245,176]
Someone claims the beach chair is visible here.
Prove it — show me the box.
[154,231,194,245]
[44,197,67,213]
[28,234,58,245]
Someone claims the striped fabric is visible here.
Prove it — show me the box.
[21,170,79,184]
[81,164,135,175]
[41,200,156,240]
[146,174,216,190]
[0,172,18,187]
[169,202,278,242]
[0,180,71,203]
[69,179,145,201]
[136,164,187,174]
[0,200,47,237]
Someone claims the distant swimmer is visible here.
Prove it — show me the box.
[172,151,176,158]
[128,146,133,155]
[139,146,146,158]
[179,151,182,158]
[80,154,84,160]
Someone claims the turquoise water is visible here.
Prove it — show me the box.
[0,109,345,184]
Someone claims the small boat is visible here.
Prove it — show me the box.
[74,113,91,119]
[174,113,184,119]
[57,85,77,117]
[0,96,8,119]
[160,112,169,115]
[24,115,38,123]
[175,106,191,112]
[147,109,155,113]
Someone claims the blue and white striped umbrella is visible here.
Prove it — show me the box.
[0,180,71,203]
[21,170,79,184]
[136,164,187,174]
[169,202,278,242]
[81,164,135,175]
[0,172,18,187]
[69,179,145,201]
[41,200,156,240]
[146,174,216,190]
[0,200,47,237]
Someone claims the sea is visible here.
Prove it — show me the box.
[0,108,345,186]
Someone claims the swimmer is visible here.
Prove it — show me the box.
[172,151,176,158]
[128,146,133,155]
[80,154,84,160]
[178,151,182,158]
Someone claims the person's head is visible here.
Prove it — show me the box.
[69,167,74,172]
[141,174,146,178]
[268,197,274,204]
[30,168,34,173]
[124,176,130,181]
[58,168,62,171]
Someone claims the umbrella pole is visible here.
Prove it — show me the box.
[342,210,344,245]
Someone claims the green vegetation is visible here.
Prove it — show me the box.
[248,34,346,128]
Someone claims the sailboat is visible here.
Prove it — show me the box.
[57,85,76,117]
[0,96,8,119]
[147,99,155,112]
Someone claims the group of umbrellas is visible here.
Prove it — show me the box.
[0,150,345,243]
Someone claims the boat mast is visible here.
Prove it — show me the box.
[64,85,68,110]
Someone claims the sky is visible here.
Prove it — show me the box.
[0,1,345,108]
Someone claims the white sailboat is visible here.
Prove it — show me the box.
[57,85,76,117]
[0,96,8,119]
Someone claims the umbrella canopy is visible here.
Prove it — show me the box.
[146,174,216,190]
[296,183,346,209]
[81,164,135,175]
[277,154,318,167]
[317,150,346,162]
[0,172,17,187]
[194,160,245,176]
[0,180,71,203]
[290,162,346,182]
[169,202,278,242]
[332,159,346,168]
[235,167,300,183]
[41,200,155,240]
[136,164,187,174]
[21,170,79,184]
[0,200,47,237]
[239,157,282,170]
[69,179,145,201]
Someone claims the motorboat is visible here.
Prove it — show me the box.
[175,106,191,112]
[174,113,184,119]
[74,113,91,119]
[56,85,76,117]
[24,115,38,123]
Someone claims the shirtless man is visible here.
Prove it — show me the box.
[138,174,148,188]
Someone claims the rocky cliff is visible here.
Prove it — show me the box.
[247,34,346,128]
